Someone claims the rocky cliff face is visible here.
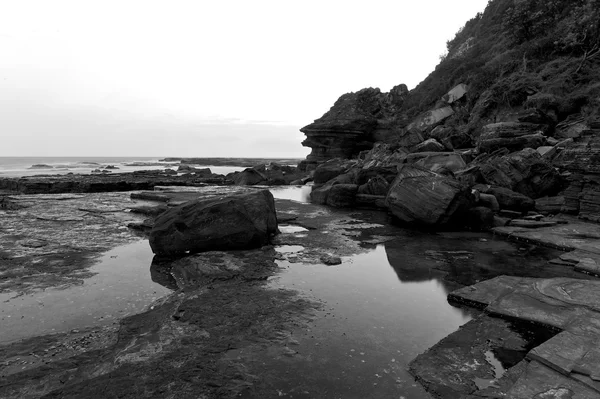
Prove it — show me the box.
[299,0,600,227]
[299,85,409,171]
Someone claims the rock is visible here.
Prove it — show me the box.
[177,165,213,176]
[360,143,408,169]
[396,128,425,148]
[479,148,563,199]
[536,146,557,159]
[498,209,523,218]
[149,190,278,256]
[385,165,473,226]
[405,152,467,174]
[508,219,559,228]
[535,196,565,214]
[478,122,548,153]
[28,164,53,169]
[355,194,387,209]
[313,159,354,185]
[465,206,494,231]
[429,126,472,150]
[406,106,454,133]
[230,168,268,185]
[309,184,331,205]
[555,114,589,139]
[493,215,510,227]
[485,186,535,212]
[326,184,358,208]
[411,138,445,153]
[553,131,600,221]
[300,88,384,169]
[357,175,389,196]
[479,193,500,211]
[442,83,468,104]
[320,255,342,266]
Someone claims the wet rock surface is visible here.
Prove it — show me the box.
[3,187,600,398]
[149,190,278,256]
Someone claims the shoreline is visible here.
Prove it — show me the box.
[2,185,600,397]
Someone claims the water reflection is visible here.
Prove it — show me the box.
[0,241,171,344]
[384,232,562,287]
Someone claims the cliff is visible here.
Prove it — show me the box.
[300,0,600,168]
[300,0,600,226]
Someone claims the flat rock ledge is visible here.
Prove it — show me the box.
[443,276,600,398]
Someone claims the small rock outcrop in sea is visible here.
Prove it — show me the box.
[149,190,278,256]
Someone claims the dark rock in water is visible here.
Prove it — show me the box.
[177,165,212,176]
[104,165,119,170]
[475,185,535,212]
[149,190,278,256]
[28,164,54,169]
[478,122,548,153]
[320,254,342,265]
[357,175,389,196]
[479,148,563,199]
[465,206,495,231]
[385,165,473,226]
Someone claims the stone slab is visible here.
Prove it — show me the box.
[493,219,600,253]
[506,360,599,398]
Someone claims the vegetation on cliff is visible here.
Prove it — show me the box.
[403,0,600,131]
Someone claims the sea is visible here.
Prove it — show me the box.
[0,157,245,178]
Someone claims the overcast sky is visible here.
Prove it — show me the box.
[1,0,486,157]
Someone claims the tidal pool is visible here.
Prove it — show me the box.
[0,240,171,345]
[253,232,562,398]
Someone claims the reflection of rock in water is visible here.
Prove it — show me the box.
[383,238,450,285]
[150,257,179,290]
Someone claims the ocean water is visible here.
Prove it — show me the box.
[0,157,244,177]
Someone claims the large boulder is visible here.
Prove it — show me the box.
[149,190,278,256]
[479,148,563,199]
[478,122,548,153]
[385,165,473,226]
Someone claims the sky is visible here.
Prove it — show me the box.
[0,0,487,158]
